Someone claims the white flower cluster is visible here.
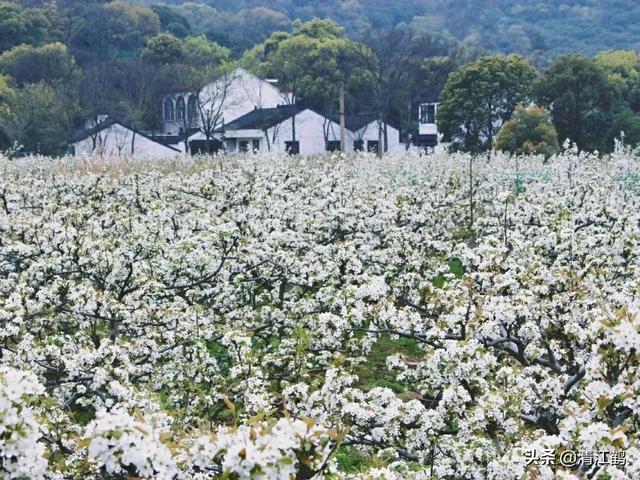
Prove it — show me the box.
[190,417,335,479]
[84,407,177,479]
[0,367,47,479]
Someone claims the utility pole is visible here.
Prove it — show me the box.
[339,82,346,153]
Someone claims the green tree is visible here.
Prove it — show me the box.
[594,51,640,148]
[69,1,160,63]
[0,2,50,53]
[438,55,539,152]
[538,55,616,152]
[103,1,160,53]
[0,74,14,149]
[142,33,184,65]
[211,7,291,55]
[243,19,362,142]
[150,5,192,39]
[596,50,640,112]
[0,43,80,87]
[182,36,230,67]
[494,105,559,158]
[0,81,78,155]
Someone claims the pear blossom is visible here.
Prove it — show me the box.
[1,150,640,477]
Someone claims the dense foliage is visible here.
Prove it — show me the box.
[437,55,538,152]
[1,150,640,478]
[144,0,640,61]
[3,1,640,156]
[436,52,640,154]
[0,2,474,156]
[494,105,559,158]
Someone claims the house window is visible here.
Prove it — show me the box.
[187,96,197,122]
[176,97,185,121]
[252,139,260,152]
[164,98,174,121]
[420,104,436,124]
[367,140,379,153]
[326,140,341,152]
[285,141,300,155]
[353,140,364,151]
[239,140,249,153]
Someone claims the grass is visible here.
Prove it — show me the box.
[336,446,372,473]
[431,257,464,288]
[355,335,423,395]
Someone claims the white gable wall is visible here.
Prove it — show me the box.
[353,121,403,152]
[162,68,288,136]
[72,123,179,159]
[223,109,343,155]
[165,69,288,134]
[214,68,289,125]
[269,109,341,155]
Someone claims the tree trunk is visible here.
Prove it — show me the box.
[292,114,296,142]
[469,156,474,230]
[377,115,383,158]
[384,122,389,152]
[130,131,136,155]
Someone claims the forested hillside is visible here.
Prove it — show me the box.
[146,0,640,60]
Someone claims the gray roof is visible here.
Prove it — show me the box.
[217,105,306,132]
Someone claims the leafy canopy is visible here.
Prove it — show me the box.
[437,55,539,152]
[494,104,559,158]
[538,54,617,153]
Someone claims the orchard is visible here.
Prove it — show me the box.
[0,150,639,479]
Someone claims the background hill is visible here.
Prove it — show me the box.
[144,0,640,62]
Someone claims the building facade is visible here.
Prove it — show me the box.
[69,68,442,157]
[69,120,180,159]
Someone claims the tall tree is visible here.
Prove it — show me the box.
[595,51,640,112]
[79,60,121,126]
[0,74,14,149]
[243,19,362,144]
[0,81,78,155]
[182,36,230,67]
[150,5,192,39]
[70,1,160,63]
[354,25,474,155]
[142,33,184,65]
[538,55,616,152]
[352,26,420,156]
[438,55,539,152]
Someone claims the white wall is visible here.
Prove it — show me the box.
[223,111,407,156]
[418,103,438,136]
[73,123,179,159]
[222,109,342,155]
[352,121,403,152]
[162,69,288,136]
[270,109,342,155]
[200,69,287,127]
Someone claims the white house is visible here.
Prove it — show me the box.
[218,105,344,155]
[69,119,180,159]
[161,68,289,138]
[69,68,444,158]
[160,68,412,156]
[412,101,440,152]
